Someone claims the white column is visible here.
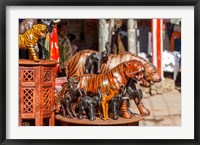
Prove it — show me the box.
[127,19,137,54]
[98,19,110,52]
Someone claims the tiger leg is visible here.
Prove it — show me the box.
[28,47,39,62]
[133,97,150,116]
[101,96,108,121]
[105,102,109,120]
[104,93,114,120]
[102,102,106,120]
[121,100,132,119]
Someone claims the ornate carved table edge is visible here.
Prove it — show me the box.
[19,59,58,66]
[55,114,144,126]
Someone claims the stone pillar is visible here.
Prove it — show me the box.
[98,19,110,52]
[127,19,137,54]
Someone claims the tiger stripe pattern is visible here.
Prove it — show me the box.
[65,50,148,79]
[71,60,144,94]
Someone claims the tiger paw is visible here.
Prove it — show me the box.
[102,117,109,121]
[33,56,39,62]
[139,107,150,116]
[122,112,132,119]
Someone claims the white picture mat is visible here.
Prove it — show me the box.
[6,6,194,139]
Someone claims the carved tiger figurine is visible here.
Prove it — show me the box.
[69,60,145,120]
[65,50,161,86]
[55,50,162,119]
[55,50,161,116]
[19,24,47,62]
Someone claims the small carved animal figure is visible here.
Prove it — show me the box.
[19,24,47,61]
[61,81,85,118]
[126,78,143,101]
[78,87,102,121]
[125,78,145,116]
[85,42,110,74]
[109,85,126,120]
[69,60,145,120]
[109,78,144,119]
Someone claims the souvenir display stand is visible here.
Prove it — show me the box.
[19,59,57,126]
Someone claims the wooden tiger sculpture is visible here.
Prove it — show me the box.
[55,50,161,116]
[68,60,145,120]
[54,50,161,117]
[19,24,47,62]
[65,50,161,86]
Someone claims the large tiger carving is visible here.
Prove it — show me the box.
[65,50,161,86]
[55,50,161,116]
[19,24,47,61]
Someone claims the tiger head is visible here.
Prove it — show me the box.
[32,24,47,38]
[141,63,162,87]
[124,60,145,81]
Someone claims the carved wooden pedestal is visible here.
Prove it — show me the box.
[55,114,144,126]
[19,59,57,126]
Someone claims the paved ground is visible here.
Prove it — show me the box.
[130,89,181,126]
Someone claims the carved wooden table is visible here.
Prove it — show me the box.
[19,59,57,126]
[55,114,144,126]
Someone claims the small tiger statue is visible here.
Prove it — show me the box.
[19,24,47,62]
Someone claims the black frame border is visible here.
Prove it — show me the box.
[0,0,199,145]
